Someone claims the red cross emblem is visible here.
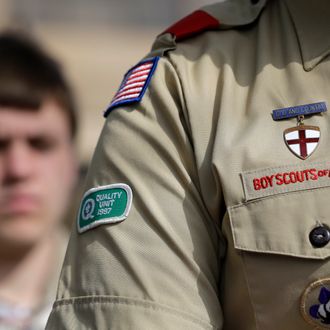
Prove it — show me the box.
[284,125,320,160]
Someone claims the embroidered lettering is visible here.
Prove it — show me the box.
[241,160,330,201]
[252,168,329,191]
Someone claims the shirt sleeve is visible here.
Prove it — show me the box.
[46,56,223,330]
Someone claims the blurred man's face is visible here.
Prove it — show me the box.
[0,100,77,249]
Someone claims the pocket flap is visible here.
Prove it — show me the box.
[228,187,330,259]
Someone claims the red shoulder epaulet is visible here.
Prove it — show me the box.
[162,10,220,42]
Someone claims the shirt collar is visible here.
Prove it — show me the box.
[284,0,330,71]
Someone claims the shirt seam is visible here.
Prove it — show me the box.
[53,295,219,329]
[164,54,223,238]
[229,185,330,210]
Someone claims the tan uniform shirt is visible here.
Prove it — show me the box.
[46,0,330,329]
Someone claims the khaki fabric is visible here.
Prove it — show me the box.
[46,0,330,329]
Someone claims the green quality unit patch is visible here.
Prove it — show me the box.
[77,183,132,234]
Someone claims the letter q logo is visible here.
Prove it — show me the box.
[82,198,95,221]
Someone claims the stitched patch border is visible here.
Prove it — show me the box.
[77,183,133,234]
[104,57,160,117]
[300,278,330,329]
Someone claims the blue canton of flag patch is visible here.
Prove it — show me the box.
[104,57,160,117]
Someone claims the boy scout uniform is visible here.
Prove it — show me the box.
[46,0,330,329]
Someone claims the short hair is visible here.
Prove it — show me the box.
[0,30,77,138]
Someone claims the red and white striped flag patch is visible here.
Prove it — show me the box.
[104,57,159,117]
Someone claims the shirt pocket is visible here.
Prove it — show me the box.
[228,186,330,259]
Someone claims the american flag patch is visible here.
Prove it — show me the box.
[104,57,159,117]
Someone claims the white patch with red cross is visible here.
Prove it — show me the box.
[284,125,320,160]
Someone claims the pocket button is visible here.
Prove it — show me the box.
[309,226,330,248]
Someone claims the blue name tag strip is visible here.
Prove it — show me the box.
[272,102,327,121]
[104,57,160,117]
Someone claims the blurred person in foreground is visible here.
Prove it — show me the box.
[0,31,78,329]
[47,0,330,329]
